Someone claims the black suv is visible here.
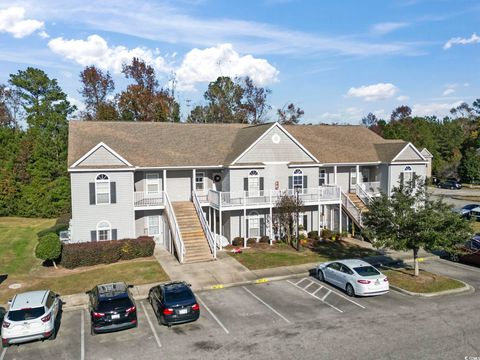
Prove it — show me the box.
[148,281,200,327]
[437,180,462,190]
[87,282,137,335]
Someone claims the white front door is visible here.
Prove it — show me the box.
[147,215,161,244]
[349,168,357,192]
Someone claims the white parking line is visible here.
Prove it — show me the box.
[303,282,315,291]
[196,295,230,334]
[81,309,85,360]
[287,280,343,313]
[321,290,332,301]
[295,278,309,286]
[242,286,291,324]
[140,302,162,348]
[311,286,324,296]
[0,348,6,360]
[309,278,366,309]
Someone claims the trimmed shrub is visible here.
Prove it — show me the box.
[232,237,244,246]
[247,237,257,245]
[307,231,318,240]
[36,233,62,267]
[259,236,270,243]
[61,236,155,269]
[321,229,334,239]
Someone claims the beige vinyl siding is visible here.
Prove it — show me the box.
[394,145,424,162]
[236,127,313,163]
[77,145,127,166]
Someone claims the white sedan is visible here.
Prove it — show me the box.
[316,259,389,297]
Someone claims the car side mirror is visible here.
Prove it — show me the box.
[128,284,134,288]
[7,299,12,305]
[85,290,91,295]
[55,293,60,298]
[187,283,192,287]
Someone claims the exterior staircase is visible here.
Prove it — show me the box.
[346,193,368,213]
[171,201,213,263]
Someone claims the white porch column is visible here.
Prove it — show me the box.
[318,204,321,232]
[339,204,342,233]
[213,209,217,237]
[333,166,337,185]
[243,207,247,248]
[269,190,273,245]
[192,169,196,194]
[356,165,360,187]
[330,207,334,230]
[163,169,167,192]
[219,209,223,250]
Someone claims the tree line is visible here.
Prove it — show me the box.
[362,104,480,184]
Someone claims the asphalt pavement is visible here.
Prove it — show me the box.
[2,258,480,360]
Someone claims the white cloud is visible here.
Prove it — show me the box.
[346,83,399,102]
[412,100,463,117]
[0,6,44,38]
[371,22,409,35]
[67,96,85,113]
[443,33,480,50]
[396,95,409,101]
[175,43,279,91]
[48,34,172,74]
[442,84,457,96]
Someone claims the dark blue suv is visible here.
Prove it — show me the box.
[148,281,200,327]
[87,282,137,335]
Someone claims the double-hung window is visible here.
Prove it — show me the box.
[97,221,111,241]
[195,172,205,191]
[293,169,303,190]
[319,169,326,186]
[248,212,260,237]
[146,173,160,194]
[248,170,260,197]
[96,174,110,204]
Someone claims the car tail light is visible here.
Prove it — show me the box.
[191,303,200,311]
[357,279,371,284]
[41,313,51,322]
[92,311,105,318]
[2,321,10,328]
[163,308,174,315]
[384,277,389,282]
[126,306,136,314]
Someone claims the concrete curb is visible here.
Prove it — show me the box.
[389,280,474,297]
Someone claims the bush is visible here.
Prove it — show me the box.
[55,213,71,226]
[259,236,270,243]
[307,231,318,240]
[321,229,334,239]
[232,237,244,246]
[37,223,69,238]
[61,236,155,269]
[36,233,62,267]
[247,237,257,245]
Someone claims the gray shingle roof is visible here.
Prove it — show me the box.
[68,121,412,168]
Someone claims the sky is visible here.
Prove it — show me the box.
[0,0,479,123]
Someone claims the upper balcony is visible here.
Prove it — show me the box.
[134,191,164,209]
[205,185,341,209]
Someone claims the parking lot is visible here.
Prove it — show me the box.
[2,259,480,360]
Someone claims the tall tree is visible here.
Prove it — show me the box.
[9,67,75,217]
[361,112,378,128]
[277,103,304,125]
[459,149,480,184]
[203,76,246,123]
[363,176,472,276]
[79,66,117,121]
[390,105,412,122]
[118,57,180,122]
[272,191,304,249]
[239,76,271,124]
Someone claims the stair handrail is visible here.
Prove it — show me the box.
[341,190,363,226]
[163,191,185,263]
[355,183,372,206]
[192,190,216,259]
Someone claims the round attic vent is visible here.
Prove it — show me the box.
[272,134,281,144]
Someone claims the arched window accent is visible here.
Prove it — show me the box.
[401,166,415,186]
[97,220,111,241]
[293,169,303,190]
[95,173,110,204]
[404,166,413,172]
[248,170,260,196]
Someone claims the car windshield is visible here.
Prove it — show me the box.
[96,297,133,312]
[8,307,45,321]
[463,205,478,210]
[165,288,193,303]
[353,266,381,277]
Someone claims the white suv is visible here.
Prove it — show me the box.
[1,290,61,347]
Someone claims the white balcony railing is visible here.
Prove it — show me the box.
[207,185,341,208]
[134,191,164,208]
[359,181,381,196]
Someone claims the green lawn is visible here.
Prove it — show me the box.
[227,240,379,270]
[383,268,464,293]
[0,217,169,304]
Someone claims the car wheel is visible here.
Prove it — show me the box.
[450,253,460,262]
[346,283,355,297]
[317,269,325,282]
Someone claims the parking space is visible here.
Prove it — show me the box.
[0,273,462,359]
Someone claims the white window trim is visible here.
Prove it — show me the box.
[293,168,303,190]
[95,173,110,205]
[146,173,160,195]
[97,220,111,241]
[401,166,414,186]
[248,211,260,238]
[195,171,205,191]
